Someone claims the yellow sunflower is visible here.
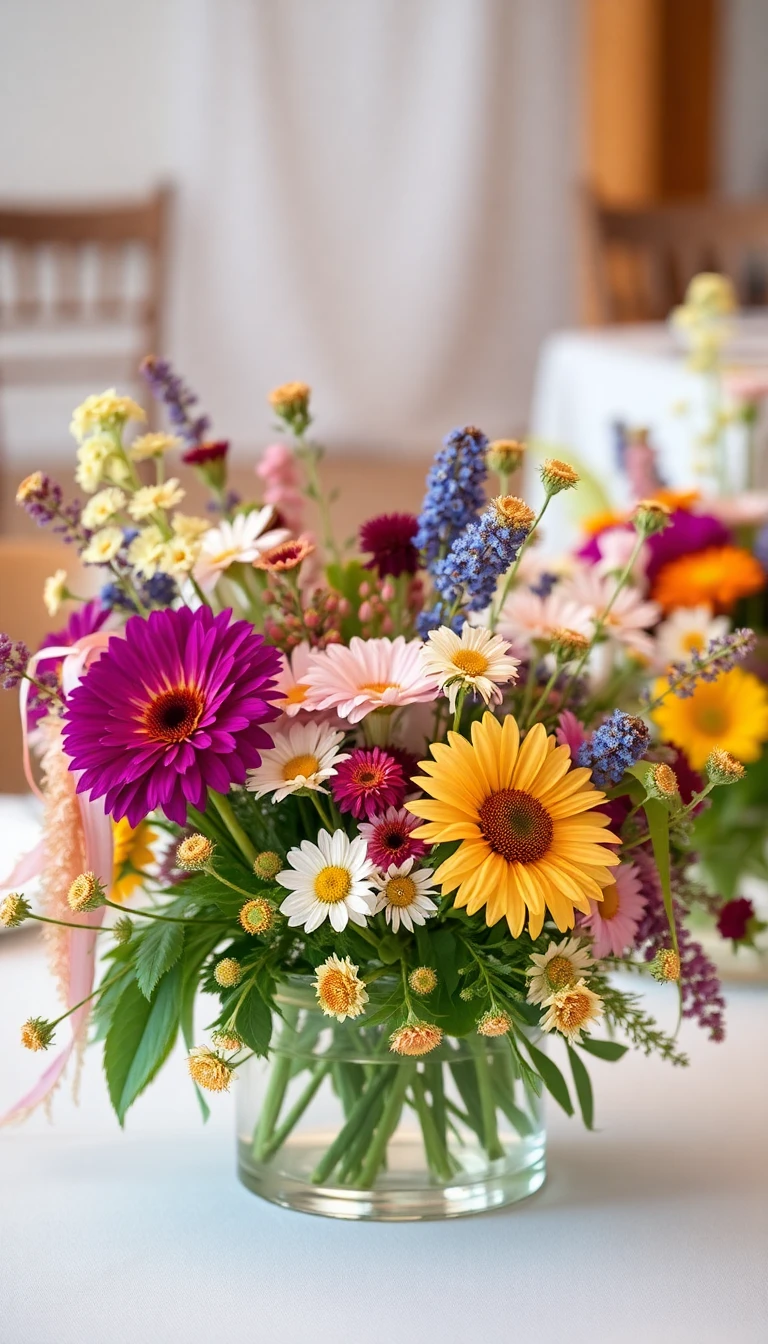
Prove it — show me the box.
[651,666,768,769]
[111,818,157,903]
[406,713,619,938]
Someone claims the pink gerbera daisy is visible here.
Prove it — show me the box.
[358,806,428,869]
[579,862,646,958]
[331,747,405,820]
[497,586,593,651]
[563,567,660,660]
[62,606,281,825]
[303,636,439,723]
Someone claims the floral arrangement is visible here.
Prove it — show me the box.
[0,366,757,1194]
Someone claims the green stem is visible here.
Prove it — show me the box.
[308,790,336,833]
[355,1060,416,1189]
[468,1037,505,1161]
[411,1071,456,1181]
[205,865,261,901]
[490,495,552,632]
[103,898,224,927]
[27,912,116,933]
[207,791,257,865]
[526,663,562,728]
[311,1068,391,1184]
[451,686,468,734]
[252,1005,300,1160]
[258,1060,331,1161]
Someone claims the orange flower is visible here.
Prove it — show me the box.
[652,545,766,613]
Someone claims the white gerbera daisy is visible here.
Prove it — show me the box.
[372,858,438,933]
[246,721,348,801]
[277,829,376,933]
[540,979,604,1045]
[654,604,729,670]
[526,936,593,1006]
[421,624,520,711]
[194,506,290,590]
[314,953,369,1022]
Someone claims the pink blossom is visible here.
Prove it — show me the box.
[255,442,305,534]
[579,862,646,958]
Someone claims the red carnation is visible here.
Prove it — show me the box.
[359,512,420,579]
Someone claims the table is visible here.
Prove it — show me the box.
[1,803,767,1344]
[527,315,768,548]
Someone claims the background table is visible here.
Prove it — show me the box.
[1,800,767,1344]
[527,315,768,548]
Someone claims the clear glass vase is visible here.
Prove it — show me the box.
[236,979,546,1221]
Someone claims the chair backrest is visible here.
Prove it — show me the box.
[579,186,768,324]
[0,185,170,389]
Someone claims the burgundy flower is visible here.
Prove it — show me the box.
[716,897,755,943]
[358,806,428,869]
[359,513,420,578]
[181,439,229,466]
[62,606,280,825]
[331,746,406,820]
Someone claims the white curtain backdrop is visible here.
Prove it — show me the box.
[170,0,581,457]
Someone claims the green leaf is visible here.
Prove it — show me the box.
[579,1037,629,1062]
[234,983,273,1056]
[104,967,182,1125]
[134,920,185,999]
[519,1036,574,1116]
[567,1044,594,1129]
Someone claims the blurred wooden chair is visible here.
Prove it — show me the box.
[0,185,171,418]
[0,540,96,793]
[579,186,768,324]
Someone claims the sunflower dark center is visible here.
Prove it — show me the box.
[478,788,553,864]
[144,685,205,744]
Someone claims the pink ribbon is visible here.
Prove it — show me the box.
[2,631,115,1124]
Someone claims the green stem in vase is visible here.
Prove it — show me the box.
[311,1068,391,1185]
[355,1059,417,1189]
[258,1060,331,1162]
[411,1070,457,1182]
[251,1004,300,1161]
[467,1036,505,1161]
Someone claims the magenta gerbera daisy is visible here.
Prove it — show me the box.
[358,806,428,869]
[62,606,281,825]
[359,512,420,578]
[331,747,406,820]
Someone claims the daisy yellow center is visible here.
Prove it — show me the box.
[284,684,308,706]
[314,865,352,904]
[682,630,705,653]
[212,545,241,565]
[282,752,320,781]
[479,788,553,864]
[319,969,357,1014]
[555,990,594,1031]
[599,882,620,920]
[385,875,417,908]
[360,681,400,695]
[451,649,489,677]
[546,955,576,989]
[143,686,204,744]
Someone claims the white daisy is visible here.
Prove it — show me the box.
[276,829,376,933]
[128,478,185,521]
[195,506,291,590]
[43,569,68,617]
[127,525,165,579]
[246,721,348,801]
[81,526,124,565]
[421,624,520,711]
[654,604,729,670]
[526,936,593,1006]
[371,858,438,933]
[81,487,126,531]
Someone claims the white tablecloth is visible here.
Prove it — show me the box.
[1,802,767,1344]
[527,315,768,548]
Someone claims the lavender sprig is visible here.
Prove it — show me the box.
[646,627,756,708]
[140,356,211,446]
[414,426,488,569]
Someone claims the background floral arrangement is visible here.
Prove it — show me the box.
[0,363,760,1184]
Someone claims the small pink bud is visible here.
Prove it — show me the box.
[338,598,351,617]
[304,609,320,629]
[381,615,394,634]
[359,601,373,622]
[358,581,370,598]
[324,594,338,613]
[381,581,396,602]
